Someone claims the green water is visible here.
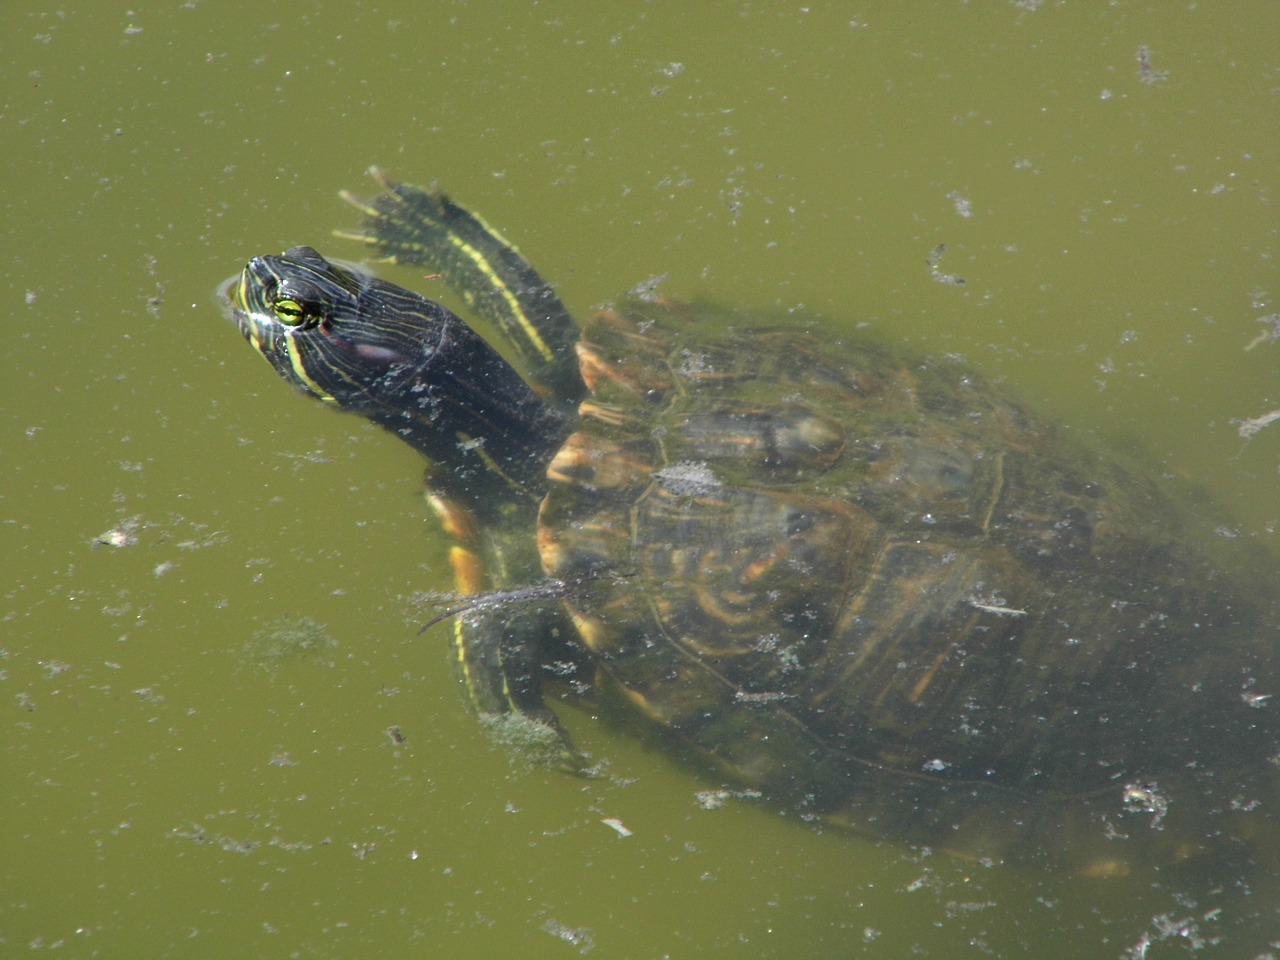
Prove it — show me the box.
[3,2,1278,956]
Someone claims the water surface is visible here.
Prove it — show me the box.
[3,3,1278,956]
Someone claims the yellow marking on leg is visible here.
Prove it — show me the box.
[449,545,485,595]
[337,190,383,220]
[427,492,478,543]
[446,544,488,708]
[446,231,557,364]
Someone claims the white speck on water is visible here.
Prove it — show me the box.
[600,817,633,837]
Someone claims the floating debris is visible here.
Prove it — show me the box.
[655,460,721,497]
[1136,46,1170,84]
[627,274,668,303]
[1244,313,1280,351]
[968,598,1028,617]
[241,617,337,671]
[1234,409,1280,439]
[93,518,143,548]
[695,788,763,811]
[541,917,595,954]
[946,191,974,219]
[733,689,790,704]
[927,244,965,286]
[1122,780,1170,830]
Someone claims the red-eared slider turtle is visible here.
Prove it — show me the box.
[221,170,1279,871]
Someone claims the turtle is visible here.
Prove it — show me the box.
[220,169,1280,870]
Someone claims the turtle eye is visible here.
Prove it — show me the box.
[271,276,332,329]
[271,296,328,330]
[272,298,308,326]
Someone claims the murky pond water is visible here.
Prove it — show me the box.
[4,3,1278,956]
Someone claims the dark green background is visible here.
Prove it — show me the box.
[3,2,1277,956]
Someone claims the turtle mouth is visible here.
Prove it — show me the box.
[217,265,272,353]
[216,268,249,320]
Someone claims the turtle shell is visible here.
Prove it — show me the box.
[537,297,1275,853]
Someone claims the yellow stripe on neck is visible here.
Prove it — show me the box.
[285,336,339,405]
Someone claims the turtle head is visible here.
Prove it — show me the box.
[220,246,571,511]
[222,246,439,407]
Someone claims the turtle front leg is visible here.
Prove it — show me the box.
[427,490,591,772]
